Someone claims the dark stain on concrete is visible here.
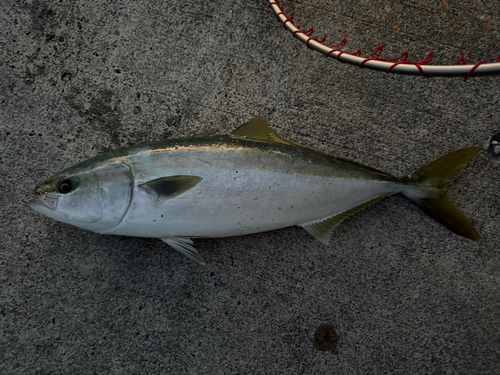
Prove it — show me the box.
[314,323,338,351]
[23,65,46,85]
[65,87,123,147]
[29,1,60,40]
[27,48,41,62]
[164,115,182,129]
[124,115,181,146]
[40,8,56,18]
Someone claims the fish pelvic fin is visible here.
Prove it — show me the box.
[403,147,482,241]
[161,237,206,265]
[301,196,387,245]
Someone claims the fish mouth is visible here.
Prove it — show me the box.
[29,194,59,211]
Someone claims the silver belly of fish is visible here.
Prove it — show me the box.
[102,157,401,239]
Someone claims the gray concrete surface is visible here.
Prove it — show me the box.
[1,0,499,373]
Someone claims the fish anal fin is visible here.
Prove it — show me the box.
[231,117,295,146]
[161,237,206,265]
[301,196,387,245]
[139,175,202,200]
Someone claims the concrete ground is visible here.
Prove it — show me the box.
[1,0,499,373]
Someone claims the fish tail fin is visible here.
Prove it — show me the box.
[402,147,482,241]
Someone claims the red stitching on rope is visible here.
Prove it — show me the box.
[269,1,295,28]
[270,1,500,78]
[386,52,434,77]
[269,1,285,20]
[325,39,348,57]
[292,26,314,37]
[269,1,295,29]
[329,39,347,49]
[364,45,384,59]
[336,49,362,61]
[457,56,500,80]
[282,15,294,28]
[270,1,325,50]
[306,35,327,49]
[360,50,411,68]
[463,61,488,81]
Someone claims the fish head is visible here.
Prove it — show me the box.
[29,160,133,232]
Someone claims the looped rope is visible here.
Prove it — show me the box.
[268,0,499,78]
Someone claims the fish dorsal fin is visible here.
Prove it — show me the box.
[161,237,206,265]
[301,196,387,245]
[231,117,295,146]
[139,175,202,200]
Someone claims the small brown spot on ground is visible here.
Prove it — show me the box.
[314,323,338,351]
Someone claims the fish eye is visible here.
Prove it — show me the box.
[58,179,73,194]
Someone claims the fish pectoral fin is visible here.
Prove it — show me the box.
[139,175,202,200]
[301,196,387,245]
[231,117,295,146]
[160,237,206,265]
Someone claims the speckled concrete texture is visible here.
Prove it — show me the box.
[1,1,499,374]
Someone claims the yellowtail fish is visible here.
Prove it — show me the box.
[30,117,481,265]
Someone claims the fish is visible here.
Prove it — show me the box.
[29,117,482,265]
